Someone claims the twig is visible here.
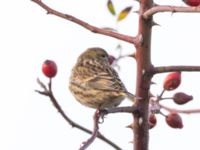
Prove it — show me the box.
[159,104,200,114]
[158,89,165,99]
[150,65,200,74]
[101,106,139,115]
[115,53,136,63]
[79,105,140,149]
[159,97,173,101]
[143,5,200,20]
[31,0,139,45]
[111,53,136,71]
[80,110,100,150]
[35,78,122,150]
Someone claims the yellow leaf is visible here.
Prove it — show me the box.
[107,0,116,16]
[117,6,132,22]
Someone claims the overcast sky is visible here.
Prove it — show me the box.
[1,0,200,150]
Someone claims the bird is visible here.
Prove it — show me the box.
[69,47,137,109]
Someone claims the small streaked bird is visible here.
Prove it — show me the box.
[69,47,137,109]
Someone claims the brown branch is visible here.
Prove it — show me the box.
[80,106,140,149]
[150,65,200,74]
[143,5,200,20]
[159,104,200,114]
[80,110,100,150]
[133,0,153,149]
[35,78,122,150]
[101,106,140,114]
[31,0,139,45]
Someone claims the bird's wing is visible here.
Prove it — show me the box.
[87,67,127,92]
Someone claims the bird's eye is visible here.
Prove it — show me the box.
[100,54,106,58]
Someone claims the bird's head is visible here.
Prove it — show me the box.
[78,47,109,62]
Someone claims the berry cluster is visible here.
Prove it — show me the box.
[149,72,193,129]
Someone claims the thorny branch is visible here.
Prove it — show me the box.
[102,106,139,114]
[143,5,200,20]
[150,66,200,74]
[31,0,139,45]
[35,78,122,150]
[35,78,139,149]
[80,110,101,150]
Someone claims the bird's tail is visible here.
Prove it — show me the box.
[126,92,141,102]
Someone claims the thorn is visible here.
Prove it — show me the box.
[116,44,122,51]
[153,2,159,7]
[128,53,136,59]
[142,69,145,75]
[129,141,134,144]
[171,11,175,16]
[149,92,155,98]
[138,34,144,46]
[126,123,134,129]
[152,21,160,27]
[133,0,140,5]
[133,10,139,14]
[139,117,143,126]
[150,81,156,85]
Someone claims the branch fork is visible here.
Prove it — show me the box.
[31,0,139,45]
[143,5,200,20]
[36,78,140,149]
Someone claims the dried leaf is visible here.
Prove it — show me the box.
[117,6,132,22]
[107,0,116,16]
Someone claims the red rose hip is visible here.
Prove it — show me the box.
[173,92,193,105]
[183,0,200,6]
[163,72,181,91]
[149,114,157,129]
[166,112,183,129]
[42,60,57,78]
[108,55,116,65]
